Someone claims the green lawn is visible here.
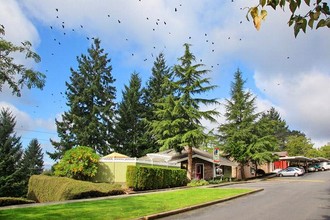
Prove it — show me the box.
[0,188,252,220]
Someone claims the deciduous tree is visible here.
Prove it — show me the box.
[0,25,45,96]
[247,0,330,37]
[319,144,330,158]
[54,146,100,181]
[285,135,314,156]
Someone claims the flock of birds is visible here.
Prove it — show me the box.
[30,1,287,116]
[46,2,244,67]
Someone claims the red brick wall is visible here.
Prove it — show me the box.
[191,158,214,180]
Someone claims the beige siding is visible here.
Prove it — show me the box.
[93,161,136,183]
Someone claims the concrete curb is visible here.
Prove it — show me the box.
[139,188,264,220]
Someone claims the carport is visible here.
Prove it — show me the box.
[279,156,312,172]
[313,157,330,162]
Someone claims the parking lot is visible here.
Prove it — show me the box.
[160,171,330,220]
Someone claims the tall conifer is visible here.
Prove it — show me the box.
[49,39,116,159]
[20,138,44,195]
[150,44,218,180]
[115,72,147,157]
[0,108,24,197]
[218,70,258,179]
[143,53,173,152]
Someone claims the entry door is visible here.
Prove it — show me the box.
[195,163,204,180]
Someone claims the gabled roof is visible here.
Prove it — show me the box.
[102,152,129,159]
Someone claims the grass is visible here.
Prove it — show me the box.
[0,188,252,220]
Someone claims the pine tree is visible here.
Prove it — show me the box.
[258,107,289,149]
[0,108,25,197]
[218,69,258,180]
[49,38,117,160]
[151,44,218,180]
[115,72,147,157]
[143,53,173,153]
[21,139,44,193]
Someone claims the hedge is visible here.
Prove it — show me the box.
[126,166,188,190]
[27,175,124,203]
[0,197,36,207]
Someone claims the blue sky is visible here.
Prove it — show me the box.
[1,0,330,168]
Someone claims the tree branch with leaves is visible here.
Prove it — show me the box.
[247,0,330,37]
[0,25,45,96]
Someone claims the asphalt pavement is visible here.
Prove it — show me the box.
[159,171,330,220]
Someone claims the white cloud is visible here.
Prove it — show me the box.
[254,70,330,147]
[0,0,39,45]
[0,101,56,136]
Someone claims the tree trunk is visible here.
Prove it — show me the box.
[187,146,193,180]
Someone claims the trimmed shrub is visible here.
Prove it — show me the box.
[0,197,36,207]
[126,166,187,190]
[27,175,124,203]
[187,179,209,187]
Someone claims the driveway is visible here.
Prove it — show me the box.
[160,171,330,220]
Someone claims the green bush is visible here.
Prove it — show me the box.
[27,175,124,203]
[187,179,209,187]
[54,146,100,181]
[126,166,187,190]
[0,197,36,207]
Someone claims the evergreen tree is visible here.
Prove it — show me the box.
[115,72,147,157]
[218,70,258,180]
[259,107,289,149]
[143,53,173,153]
[0,108,24,197]
[150,92,185,153]
[151,44,218,180]
[49,38,117,160]
[21,139,44,194]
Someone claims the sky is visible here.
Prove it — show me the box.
[1,0,330,168]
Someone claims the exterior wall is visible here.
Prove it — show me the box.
[235,161,277,180]
[93,161,136,183]
[181,158,214,180]
[93,159,180,184]
[274,160,288,169]
[222,165,233,178]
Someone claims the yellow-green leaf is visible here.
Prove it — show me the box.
[253,16,262,30]
[313,11,321,20]
[260,10,268,20]
[308,18,314,29]
[250,7,259,18]
[260,0,267,7]
[316,19,326,29]
[290,1,298,13]
[302,18,307,33]
[294,23,300,37]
